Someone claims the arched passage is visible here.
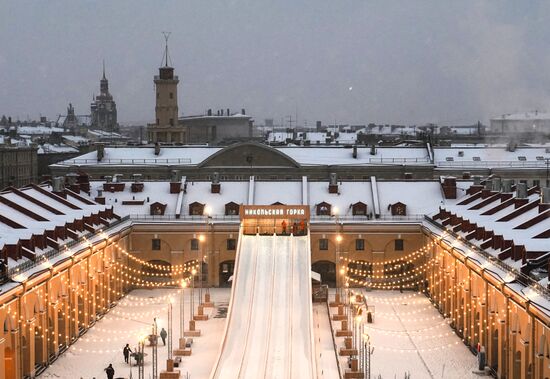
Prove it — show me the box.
[312,260,336,287]
[219,260,235,287]
[142,260,172,283]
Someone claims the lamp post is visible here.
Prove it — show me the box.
[198,234,206,305]
[180,279,187,339]
[336,234,343,300]
[152,318,158,379]
[190,268,197,322]
[167,300,173,360]
[137,336,145,379]
[362,332,373,379]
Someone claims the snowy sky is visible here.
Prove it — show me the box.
[2,1,550,126]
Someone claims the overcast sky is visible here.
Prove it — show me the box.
[1,1,550,126]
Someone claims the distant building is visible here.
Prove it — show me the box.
[146,41,252,144]
[0,146,38,188]
[490,111,550,135]
[56,103,91,134]
[90,63,118,132]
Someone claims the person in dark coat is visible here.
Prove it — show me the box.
[123,343,132,363]
[104,363,115,379]
[160,328,168,346]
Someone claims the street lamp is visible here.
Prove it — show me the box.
[180,279,187,339]
[190,268,197,322]
[198,234,206,305]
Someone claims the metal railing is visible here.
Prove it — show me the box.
[60,158,192,165]
[7,215,131,279]
[436,160,550,168]
[423,215,550,300]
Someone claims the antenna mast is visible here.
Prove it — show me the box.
[162,31,171,67]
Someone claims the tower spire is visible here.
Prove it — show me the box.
[102,59,106,79]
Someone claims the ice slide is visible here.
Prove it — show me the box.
[210,233,317,379]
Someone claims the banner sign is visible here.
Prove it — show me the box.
[240,205,310,220]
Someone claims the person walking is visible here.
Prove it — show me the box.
[123,343,132,364]
[104,363,115,379]
[160,327,168,346]
[281,220,287,235]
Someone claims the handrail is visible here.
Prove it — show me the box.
[6,215,131,278]
[423,215,550,300]
[59,158,192,165]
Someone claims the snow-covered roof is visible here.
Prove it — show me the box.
[17,125,64,135]
[434,146,550,167]
[95,179,449,219]
[491,111,550,121]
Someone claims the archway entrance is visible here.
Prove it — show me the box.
[142,260,172,284]
[219,260,235,287]
[312,261,336,287]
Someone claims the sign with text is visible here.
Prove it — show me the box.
[240,205,310,220]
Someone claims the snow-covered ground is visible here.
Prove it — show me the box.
[331,290,480,379]
[41,288,230,379]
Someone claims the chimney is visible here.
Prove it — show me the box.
[97,143,105,161]
[227,108,230,116]
[517,183,528,199]
[329,173,338,193]
[241,108,246,115]
[170,170,182,193]
[316,121,321,131]
[472,175,482,185]
[131,174,144,193]
[95,189,105,205]
[370,145,376,156]
[66,172,80,192]
[442,176,457,199]
[105,175,113,183]
[484,179,492,190]
[207,109,212,116]
[52,177,65,198]
[154,142,161,156]
[211,172,221,193]
[538,187,550,212]
[352,145,357,159]
[502,179,514,193]
[492,177,502,192]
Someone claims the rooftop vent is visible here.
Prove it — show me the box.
[105,175,113,183]
[352,145,357,159]
[154,142,161,156]
[329,173,338,194]
[492,177,501,192]
[211,172,221,193]
[97,143,105,162]
[52,176,65,193]
[502,179,514,193]
[517,182,528,199]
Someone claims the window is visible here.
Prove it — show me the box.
[191,238,199,250]
[518,156,527,161]
[169,92,173,99]
[169,118,174,126]
[445,157,454,161]
[319,239,329,250]
[472,156,481,161]
[227,239,236,250]
[156,118,160,125]
[536,156,544,161]
[152,239,161,250]
[355,239,365,251]
[394,239,404,251]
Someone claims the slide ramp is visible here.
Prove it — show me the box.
[210,233,316,379]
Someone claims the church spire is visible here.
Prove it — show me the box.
[102,59,106,79]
